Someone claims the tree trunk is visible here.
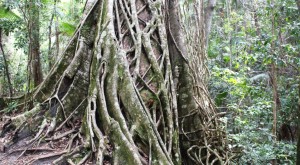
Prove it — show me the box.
[296,0,300,12]
[0,30,13,97]
[0,0,231,164]
[47,0,57,70]
[28,0,43,87]
[204,0,216,46]
[296,1,300,164]
[297,77,300,165]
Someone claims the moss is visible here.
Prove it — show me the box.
[117,66,124,81]
[110,120,142,165]
[80,110,89,137]
[172,130,181,164]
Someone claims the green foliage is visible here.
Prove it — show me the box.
[0,6,20,19]
[0,6,22,34]
[0,0,86,96]
[59,22,76,36]
[208,0,299,164]
[3,101,18,113]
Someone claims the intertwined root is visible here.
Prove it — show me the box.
[1,0,175,164]
[0,0,233,164]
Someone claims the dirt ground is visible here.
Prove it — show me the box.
[0,119,68,165]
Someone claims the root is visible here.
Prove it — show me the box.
[27,118,47,144]
[27,150,68,164]
[1,104,41,136]
[55,98,86,131]
[0,0,233,164]
[53,145,83,164]
[9,147,56,154]
[45,127,77,141]
[77,151,91,165]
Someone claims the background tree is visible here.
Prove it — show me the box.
[0,5,22,96]
[27,0,43,87]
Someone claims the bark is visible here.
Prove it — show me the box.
[295,0,300,162]
[296,1,300,164]
[270,63,280,140]
[296,0,300,12]
[47,0,56,70]
[297,77,300,165]
[168,0,232,164]
[204,0,216,46]
[253,9,261,36]
[0,30,13,96]
[269,0,280,144]
[28,0,43,87]
[0,0,231,164]
[270,1,279,164]
[55,19,59,61]
[166,1,198,163]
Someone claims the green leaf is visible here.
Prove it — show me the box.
[59,22,76,36]
[223,53,230,63]
[0,6,21,20]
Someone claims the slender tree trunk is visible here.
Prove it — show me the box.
[270,1,279,164]
[253,7,261,36]
[269,0,281,142]
[296,0,300,11]
[295,3,300,165]
[48,0,57,70]
[270,64,280,140]
[28,0,43,87]
[204,0,216,46]
[297,76,300,165]
[295,1,300,164]
[55,18,59,59]
[0,30,13,96]
[295,0,300,162]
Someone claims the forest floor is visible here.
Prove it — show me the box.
[0,118,69,165]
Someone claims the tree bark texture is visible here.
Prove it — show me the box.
[204,0,216,46]
[28,0,43,87]
[296,1,300,164]
[297,77,300,165]
[0,0,231,164]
